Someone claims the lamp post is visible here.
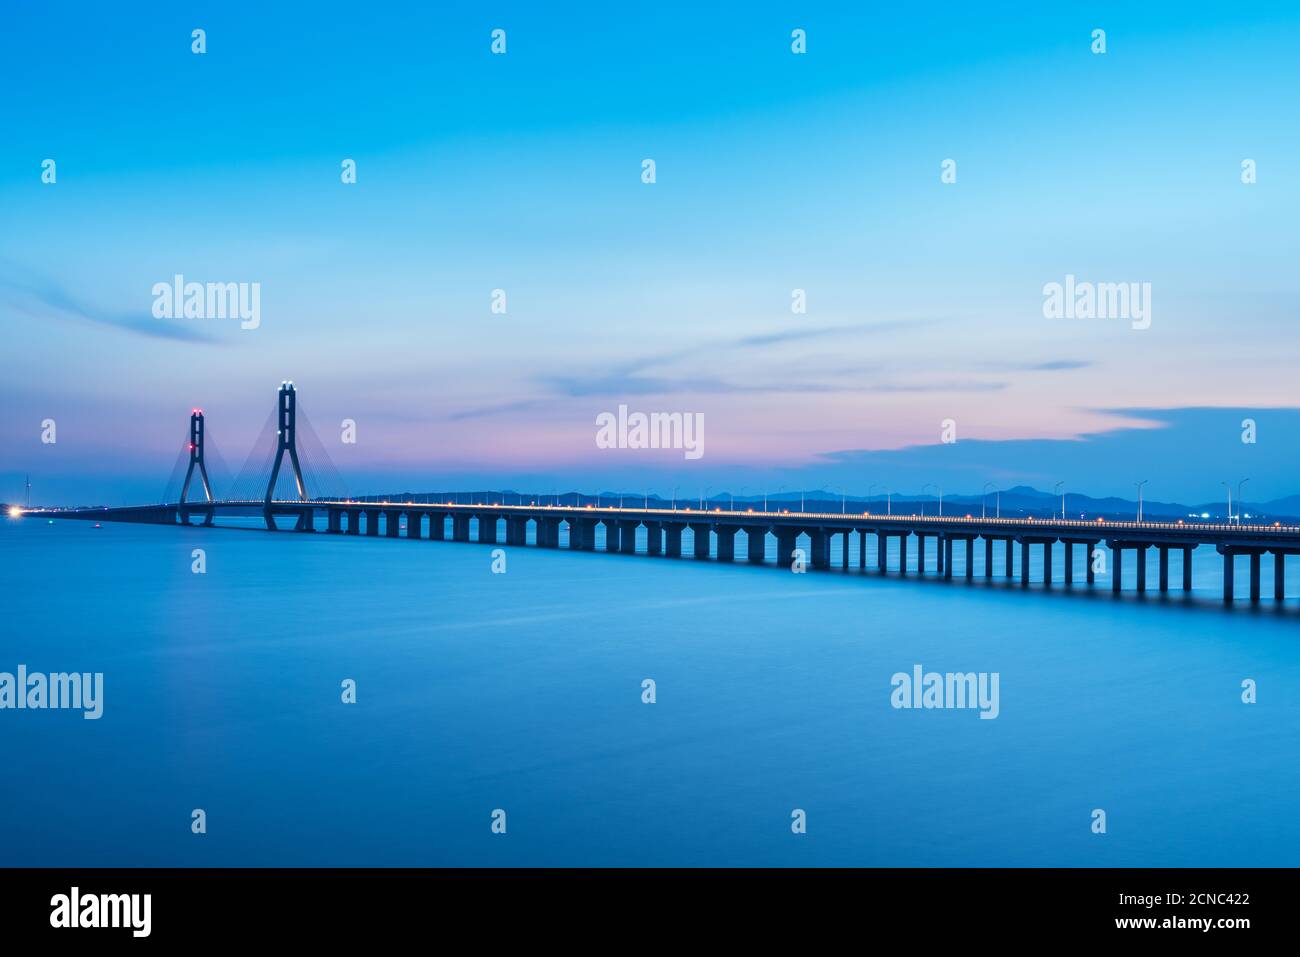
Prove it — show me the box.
[982,482,995,520]
[671,486,678,511]
[921,483,936,517]
[1236,478,1250,526]
[1135,480,1148,523]
[1220,481,1232,526]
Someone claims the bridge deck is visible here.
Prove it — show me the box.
[13,498,1300,604]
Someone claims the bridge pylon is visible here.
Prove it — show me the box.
[266,380,308,505]
[180,410,214,503]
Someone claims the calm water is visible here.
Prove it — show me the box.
[3,516,1299,866]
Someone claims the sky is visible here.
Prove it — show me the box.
[2,2,1299,506]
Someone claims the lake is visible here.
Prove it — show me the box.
[2,516,1297,866]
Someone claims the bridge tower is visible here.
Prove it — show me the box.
[265,381,307,504]
[180,410,214,503]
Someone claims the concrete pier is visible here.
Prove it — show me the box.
[716,526,736,562]
[618,522,639,553]
[645,522,663,556]
[664,523,683,557]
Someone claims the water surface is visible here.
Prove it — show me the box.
[2,518,1297,866]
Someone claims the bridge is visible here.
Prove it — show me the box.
[10,382,1300,605]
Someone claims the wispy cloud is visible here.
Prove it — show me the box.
[0,262,214,343]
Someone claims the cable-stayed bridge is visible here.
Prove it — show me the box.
[10,381,1300,605]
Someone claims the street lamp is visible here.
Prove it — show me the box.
[921,483,936,517]
[1054,481,1064,520]
[1236,478,1250,526]
[1135,480,1148,523]
[1220,481,1232,525]
[700,486,712,510]
[982,482,995,520]
[734,486,751,512]
[869,484,891,516]
[824,482,845,514]
[671,486,678,511]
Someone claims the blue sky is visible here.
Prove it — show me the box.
[2,2,1299,505]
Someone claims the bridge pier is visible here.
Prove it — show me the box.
[345,509,360,535]
[1020,540,1030,586]
[778,528,800,568]
[1222,548,1235,603]
[645,522,663,556]
[383,509,400,537]
[1005,539,1013,578]
[478,515,498,544]
[1135,545,1147,593]
[963,537,972,580]
[690,524,711,559]
[537,517,560,548]
[1158,547,1168,591]
[1183,547,1192,590]
[840,530,850,569]
[429,513,446,541]
[1043,541,1052,585]
[619,521,640,555]
[1112,547,1122,592]
[984,537,993,578]
[1250,552,1261,602]
[506,517,528,546]
[944,537,955,581]
[859,530,867,568]
[1275,552,1285,601]
[747,528,767,563]
[327,508,342,533]
[294,508,314,532]
[878,533,887,572]
[808,529,830,569]
[363,509,379,536]
[1086,541,1098,584]
[664,523,684,557]
[407,511,423,538]
[571,519,596,551]
[917,534,926,574]
[603,520,620,552]
[452,514,471,542]
[1063,541,1073,583]
[716,526,737,562]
